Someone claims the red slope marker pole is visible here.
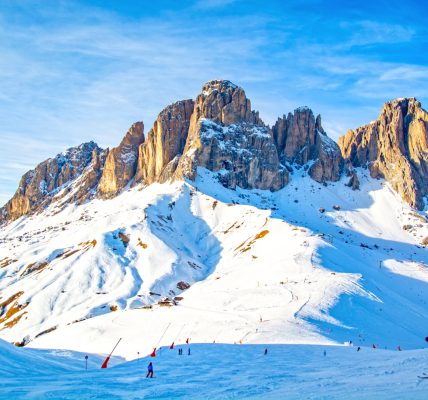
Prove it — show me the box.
[101,338,122,368]
[151,323,171,357]
[170,324,185,349]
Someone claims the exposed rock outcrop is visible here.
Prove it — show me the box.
[63,146,107,205]
[6,79,409,224]
[175,80,288,190]
[0,80,348,224]
[135,100,194,184]
[97,122,144,198]
[346,170,360,190]
[194,80,262,126]
[0,142,102,222]
[338,98,428,209]
[182,119,288,190]
[272,108,344,183]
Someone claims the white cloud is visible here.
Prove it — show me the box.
[344,20,414,47]
[380,66,428,81]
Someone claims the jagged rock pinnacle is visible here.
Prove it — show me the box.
[339,97,428,210]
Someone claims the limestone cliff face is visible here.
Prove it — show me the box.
[338,98,428,209]
[73,147,107,204]
[0,80,349,224]
[135,100,194,184]
[97,122,145,198]
[7,79,414,224]
[175,80,288,190]
[193,80,262,126]
[272,108,343,182]
[0,142,102,222]
[185,119,288,190]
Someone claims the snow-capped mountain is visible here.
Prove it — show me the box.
[0,80,427,360]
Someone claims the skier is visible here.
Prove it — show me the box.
[188,348,191,356]
[357,346,361,352]
[146,362,154,378]
[264,348,268,355]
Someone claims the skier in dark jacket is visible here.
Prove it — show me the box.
[146,362,154,378]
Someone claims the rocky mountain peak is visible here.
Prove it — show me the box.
[272,107,343,183]
[5,81,425,225]
[193,79,262,126]
[119,121,145,148]
[0,141,103,222]
[173,80,287,190]
[381,97,421,115]
[97,121,145,199]
[135,99,195,185]
[339,97,428,209]
[201,79,238,96]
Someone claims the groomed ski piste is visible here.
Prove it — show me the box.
[1,168,428,398]
[1,339,428,399]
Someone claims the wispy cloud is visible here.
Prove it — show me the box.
[379,66,428,81]
[345,20,414,47]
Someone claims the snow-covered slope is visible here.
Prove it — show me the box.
[0,168,427,359]
[1,339,428,399]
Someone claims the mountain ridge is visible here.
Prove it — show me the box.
[0,81,427,349]
[1,80,427,225]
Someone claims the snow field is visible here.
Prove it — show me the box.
[0,168,427,360]
[1,339,428,399]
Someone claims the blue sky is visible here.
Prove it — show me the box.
[1,0,427,205]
